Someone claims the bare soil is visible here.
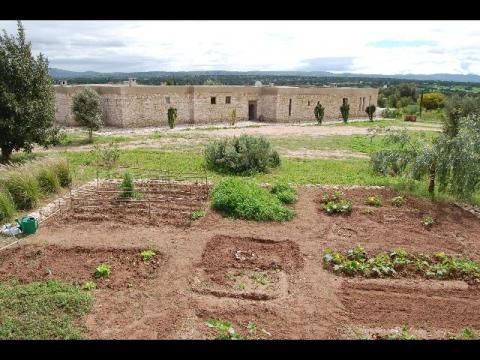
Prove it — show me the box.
[1,185,480,339]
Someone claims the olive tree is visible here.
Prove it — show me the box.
[0,21,56,161]
[71,87,103,142]
[340,102,350,123]
[365,104,376,122]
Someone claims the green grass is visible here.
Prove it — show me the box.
[63,148,478,206]
[0,191,16,224]
[56,133,136,147]
[0,280,92,339]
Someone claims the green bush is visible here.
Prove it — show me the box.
[119,172,138,198]
[382,108,401,118]
[211,178,294,222]
[51,158,72,187]
[314,102,325,125]
[270,182,297,204]
[36,168,61,195]
[0,191,16,223]
[403,104,420,116]
[340,103,350,123]
[320,191,353,214]
[93,264,111,278]
[4,172,41,210]
[365,195,382,207]
[167,107,177,129]
[391,196,405,207]
[204,135,281,175]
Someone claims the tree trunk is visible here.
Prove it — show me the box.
[428,167,436,196]
[1,146,13,162]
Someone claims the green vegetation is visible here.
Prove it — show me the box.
[81,281,96,291]
[51,157,72,187]
[314,102,325,125]
[140,250,156,262]
[421,215,434,227]
[0,280,92,339]
[365,104,376,121]
[270,182,297,204]
[379,326,417,340]
[0,191,16,223]
[167,107,177,129]
[250,272,269,285]
[365,195,382,207]
[71,87,103,142]
[320,191,353,214]
[421,92,446,110]
[0,21,56,162]
[457,327,478,340]
[204,135,280,175]
[229,109,237,126]
[36,168,61,195]
[340,102,350,123]
[211,177,294,222]
[391,196,405,207]
[323,246,480,282]
[191,210,205,220]
[205,319,242,340]
[119,171,138,198]
[3,172,41,210]
[93,264,111,278]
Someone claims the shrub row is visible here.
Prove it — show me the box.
[323,245,480,283]
[0,157,72,223]
[211,177,294,222]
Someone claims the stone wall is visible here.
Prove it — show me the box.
[54,84,378,128]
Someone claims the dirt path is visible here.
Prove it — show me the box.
[2,186,479,339]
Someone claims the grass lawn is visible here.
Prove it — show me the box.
[0,280,92,339]
[63,148,468,205]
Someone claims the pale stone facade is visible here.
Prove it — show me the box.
[54,84,378,128]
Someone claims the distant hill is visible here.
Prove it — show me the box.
[48,68,480,84]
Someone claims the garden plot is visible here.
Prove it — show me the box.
[0,245,164,289]
[67,179,209,227]
[191,235,303,301]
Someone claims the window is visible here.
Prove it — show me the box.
[165,96,170,104]
[362,97,366,110]
[342,98,348,106]
[308,100,311,106]
[211,96,216,105]
[226,96,231,104]
[288,99,292,116]
[359,97,362,111]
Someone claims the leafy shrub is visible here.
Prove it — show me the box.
[167,107,177,129]
[71,87,103,142]
[81,281,96,291]
[206,319,243,340]
[229,109,237,126]
[314,102,325,125]
[51,158,72,187]
[119,172,138,198]
[93,264,111,278]
[320,191,353,214]
[421,215,434,227]
[391,196,405,207]
[204,135,281,175]
[365,104,376,121]
[365,195,382,207]
[211,178,294,222]
[382,108,401,119]
[191,210,205,220]
[36,168,61,195]
[90,143,120,171]
[140,250,156,262]
[323,247,480,282]
[270,182,297,204]
[340,103,350,123]
[0,191,16,223]
[403,104,420,116]
[4,172,41,210]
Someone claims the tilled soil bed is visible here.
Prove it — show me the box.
[2,186,480,339]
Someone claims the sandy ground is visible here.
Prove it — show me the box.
[1,186,479,339]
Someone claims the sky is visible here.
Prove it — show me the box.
[1,20,479,75]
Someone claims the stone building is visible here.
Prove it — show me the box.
[54,84,378,128]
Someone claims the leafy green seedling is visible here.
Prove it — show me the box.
[81,281,96,290]
[365,195,382,207]
[421,215,434,227]
[191,210,205,220]
[93,264,111,278]
[391,196,405,207]
[206,319,242,340]
[140,250,156,262]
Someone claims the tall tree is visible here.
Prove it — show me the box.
[0,21,55,161]
[71,87,103,142]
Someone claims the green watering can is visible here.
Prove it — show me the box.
[16,216,39,235]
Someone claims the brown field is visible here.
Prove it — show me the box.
[1,184,479,339]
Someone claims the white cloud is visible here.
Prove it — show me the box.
[0,20,479,74]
